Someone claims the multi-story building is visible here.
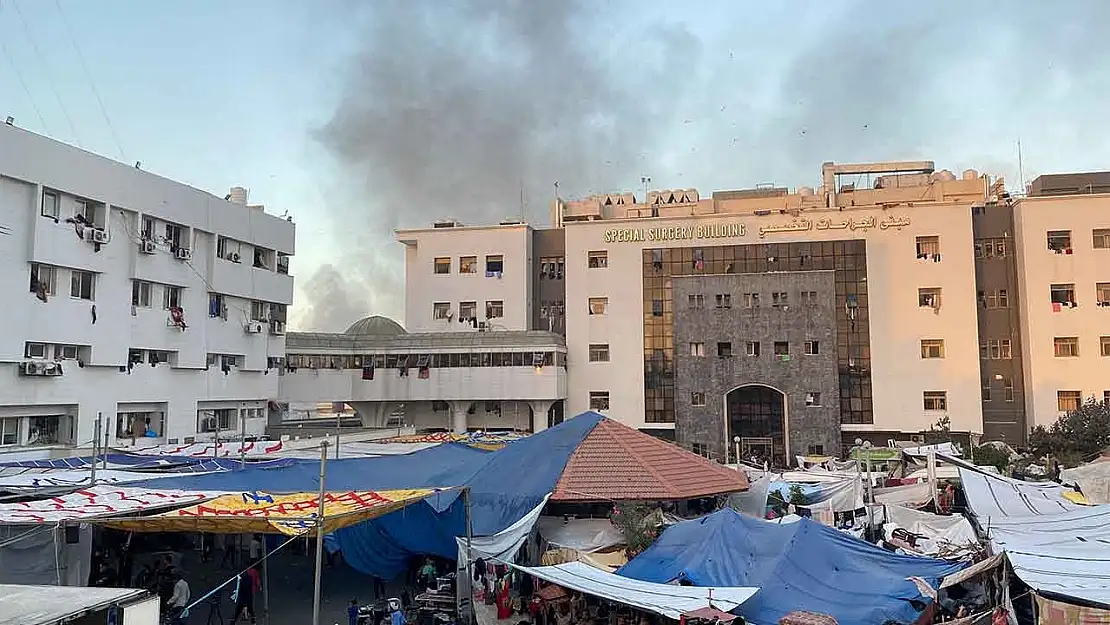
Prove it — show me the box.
[0,123,295,454]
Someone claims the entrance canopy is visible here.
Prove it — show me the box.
[98,488,443,536]
[511,561,758,620]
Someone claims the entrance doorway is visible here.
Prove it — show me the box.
[726,385,787,466]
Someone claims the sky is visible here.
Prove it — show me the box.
[3,0,1110,332]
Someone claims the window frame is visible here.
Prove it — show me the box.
[70,270,96,301]
[588,344,610,362]
[920,339,945,359]
[485,300,504,319]
[923,391,948,412]
[588,391,610,411]
[433,257,451,275]
[132,280,153,308]
[588,297,608,315]
[587,251,609,269]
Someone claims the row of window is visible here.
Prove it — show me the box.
[1048,282,1110,306]
[1057,391,1110,413]
[23,342,85,361]
[686,290,820,310]
[595,340,823,362]
[433,255,504,275]
[216,236,289,273]
[432,301,503,321]
[1052,336,1110,358]
[30,264,95,300]
[285,352,566,370]
[1046,229,1110,252]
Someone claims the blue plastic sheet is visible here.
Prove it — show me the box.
[617,508,964,625]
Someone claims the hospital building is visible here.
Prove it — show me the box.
[281,160,1110,466]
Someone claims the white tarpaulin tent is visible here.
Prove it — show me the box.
[882,505,978,557]
[956,465,1079,518]
[536,516,624,553]
[1061,460,1110,504]
[510,561,758,620]
[0,584,153,625]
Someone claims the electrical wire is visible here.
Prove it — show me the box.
[9,0,82,147]
[0,0,50,133]
[51,0,125,161]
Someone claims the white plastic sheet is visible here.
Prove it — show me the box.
[873,482,933,507]
[510,561,758,619]
[882,505,978,556]
[729,470,771,518]
[1061,460,1110,504]
[536,517,624,553]
[0,486,220,524]
[957,466,1078,518]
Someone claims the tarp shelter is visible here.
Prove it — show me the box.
[0,585,155,625]
[1060,460,1110,504]
[0,454,292,472]
[100,488,443,536]
[957,466,1080,518]
[511,561,758,620]
[617,508,963,625]
[0,486,221,524]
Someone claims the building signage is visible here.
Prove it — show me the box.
[758,215,912,238]
[603,222,746,243]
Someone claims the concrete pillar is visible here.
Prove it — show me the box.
[528,401,553,433]
[449,401,472,434]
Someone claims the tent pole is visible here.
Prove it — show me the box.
[463,486,475,625]
[90,413,101,486]
[262,543,270,625]
[312,441,329,625]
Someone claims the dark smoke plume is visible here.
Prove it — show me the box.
[297,0,699,331]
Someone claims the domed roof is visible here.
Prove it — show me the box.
[345,315,406,336]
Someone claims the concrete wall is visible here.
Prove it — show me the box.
[531,228,566,333]
[672,271,840,460]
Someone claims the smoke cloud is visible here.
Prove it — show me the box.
[297,0,699,331]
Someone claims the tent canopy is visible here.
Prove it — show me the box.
[98,488,444,536]
[617,508,963,625]
[512,561,758,620]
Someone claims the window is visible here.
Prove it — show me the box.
[588,391,610,411]
[252,247,273,269]
[689,342,705,357]
[588,251,608,269]
[41,188,60,219]
[485,255,504,274]
[717,342,733,358]
[70,270,95,300]
[980,339,1013,360]
[588,344,610,362]
[539,256,564,280]
[459,301,477,319]
[433,257,451,274]
[433,302,451,320]
[805,392,821,407]
[974,238,1008,258]
[771,292,788,307]
[209,293,226,318]
[140,216,154,239]
[982,380,992,402]
[920,339,945,359]
[0,419,17,445]
[1101,336,1110,357]
[923,391,948,411]
[980,289,1009,309]
[132,281,152,307]
[1054,337,1079,358]
[1097,283,1110,306]
[773,341,789,356]
[807,444,825,456]
[918,287,942,308]
[744,292,760,308]
[1047,230,1072,252]
[916,235,940,258]
[800,291,818,306]
[217,237,241,261]
[691,392,706,407]
[24,342,47,359]
[54,344,79,360]
[652,299,663,316]
[277,254,290,274]
[804,340,820,355]
[998,289,1009,308]
[715,293,732,309]
[1094,229,1110,250]
[163,286,183,310]
[1004,378,1015,402]
[745,341,760,357]
[692,248,705,270]
[485,300,504,319]
[1057,390,1082,413]
[460,256,477,273]
[1105,391,1110,406]
[1050,283,1076,306]
[588,297,608,315]
[165,223,183,248]
[30,264,56,296]
[687,294,704,310]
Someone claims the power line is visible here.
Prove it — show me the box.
[51,0,126,161]
[0,0,49,132]
[9,0,82,147]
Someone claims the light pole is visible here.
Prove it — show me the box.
[732,436,742,469]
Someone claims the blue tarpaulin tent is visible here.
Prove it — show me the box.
[617,508,964,625]
[136,412,605,579]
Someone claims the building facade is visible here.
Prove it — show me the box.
[0,124,295,453]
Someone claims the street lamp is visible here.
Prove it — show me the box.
[732,436,742,469]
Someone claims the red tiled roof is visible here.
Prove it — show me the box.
[551,418,749,502]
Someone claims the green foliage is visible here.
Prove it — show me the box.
[787,484,808,505]
[1030,397,1110,462]
[972,445,1011,474]
[609,502,662,559]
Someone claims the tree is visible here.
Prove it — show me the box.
[1029,397,1110,463]
[972,444,1011,474]
[610,502,663,559]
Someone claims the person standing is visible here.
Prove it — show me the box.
[167,573,191,625]
[232,565,260,625]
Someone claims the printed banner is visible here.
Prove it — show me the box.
[129,440,285,457]
[103,488,439,536]
[0,486,219,524]
[1035,595,1110,625]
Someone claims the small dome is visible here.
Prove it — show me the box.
[345,315,406,336]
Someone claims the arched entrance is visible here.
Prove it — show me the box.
[725,385,787,466]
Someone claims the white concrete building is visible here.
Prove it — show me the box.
[0,123,295,453]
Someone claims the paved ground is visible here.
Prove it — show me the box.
[175,545,407,625]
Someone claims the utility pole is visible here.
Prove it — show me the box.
[239,404,247,465]
[90,413,101,486]
[311,442,329,625]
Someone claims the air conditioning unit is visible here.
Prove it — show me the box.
[174,247,192,261]
[269,320,286,335]
[229,252,241,263]
[20,360,63,377]
[88,228,109,244]
[244,322,264,334]
[139,239,156,254]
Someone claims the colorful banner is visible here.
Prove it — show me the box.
[1035,595,1110,625]
[102,488,440,536]
[129,440,285,457]
[380,431,527,450]
[0,486,219,524]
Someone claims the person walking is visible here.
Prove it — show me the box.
[167,573,191,625]
[231,565,261,625]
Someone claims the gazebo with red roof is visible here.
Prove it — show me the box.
[551,417,749,501]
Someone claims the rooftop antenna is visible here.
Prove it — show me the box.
[519,176,525,222]
[1017,139,1025,195]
